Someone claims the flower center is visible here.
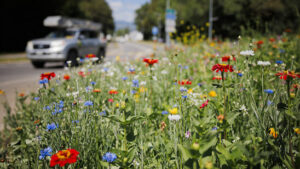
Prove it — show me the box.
[57,150,71,161]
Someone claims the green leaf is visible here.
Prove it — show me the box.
[178,144,193,162]
[199,137,217,154]
[216,144,231,160]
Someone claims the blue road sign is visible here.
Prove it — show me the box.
[152,26,159,35]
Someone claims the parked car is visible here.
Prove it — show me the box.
[26,16,106,68]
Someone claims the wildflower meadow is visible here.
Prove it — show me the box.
[1,35,300,169]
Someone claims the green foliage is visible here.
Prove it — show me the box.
[116,28,130,37]
[135,0,300,39]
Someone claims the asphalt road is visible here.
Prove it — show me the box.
[0,41,155,130]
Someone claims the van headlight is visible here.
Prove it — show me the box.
[26,41,33,50]
[51,40,65,47]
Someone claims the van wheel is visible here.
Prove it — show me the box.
[31,61,45,68]
[66,50,78,67]
[97,48,105,61]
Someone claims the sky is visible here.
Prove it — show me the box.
[107,0,150,23]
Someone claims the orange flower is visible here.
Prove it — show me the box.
[217,114,224,122]
[143,58,158,66]
[63,74,70,80]
[178,80,192,85]
[256,40,264,48]
[19,93,25,97]
[93,89,101,93]
[50,149,79,167]
[269,128,278,138]
[41,72,55,80]
[275,71,300,80]
[109,90,118,94]
[85,54,96,58]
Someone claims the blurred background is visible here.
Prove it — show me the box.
[0,0,300,52]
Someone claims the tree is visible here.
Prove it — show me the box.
[134,0,300,39]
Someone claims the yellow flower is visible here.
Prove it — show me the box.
[139,87,147,93]
[290,93,295,98]
[115,55,120,61]
[187,89,193,94]
[205,22,210,27]
[115,103,119,108]
[122,90,126,94]
[209,91,217,97]
[121,101,126,108]
[294,128,300,134]
[169,108,178,115]
[134,94,140,102]
[269,128,278,138]
[0,89,4,95]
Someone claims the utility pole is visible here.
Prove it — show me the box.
[208,0,213,40]
[165,0,170,46]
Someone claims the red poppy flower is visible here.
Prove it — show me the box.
[256,40,264,48]
[275,71,300,80]
[212,64,234,73]
[200,100,209,109]
[63,74,70,80]
[178,80,192,85]
[85,54,96,58]
[78,71,85,77]
[269,38,276,43]
[221,56,236,62]
[143,58,158,66]
[50,149,79,167]
[109,90,118,94]
[41,72,56,80]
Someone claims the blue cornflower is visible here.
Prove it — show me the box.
[212,127,218,131]
[84,101,93,106]
[44,106,51,110]
[131,90,137,94]
[279,49,285,53]
[180,87,187,92]
[103,152,117,163]
[46,123,58,131]
[129,68,135,72]
[86,86,93,92]
[79,58,85,63]
[103,67,109,72]
[182,95,188,99]
[198,83,203,87]
[59,101,64,108]
[39,79,48,84]
[122,77,128,81]
[238,73,243,77]
[275,60,283,64]
[39,147,52,160]
[99,111,106,116]
[264,89,274,94]
[162,111,169,115]
[90,81,96,85]
[34,97,40,101]
[72,120,79,124]
[132,80,139,88]
[267,100,273,106]
[184,66,189,69]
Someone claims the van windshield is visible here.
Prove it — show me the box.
[46,30,76,38]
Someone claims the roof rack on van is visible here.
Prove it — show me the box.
[43,16,102,31]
